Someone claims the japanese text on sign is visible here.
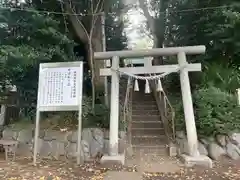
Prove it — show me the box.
[39,67,80,107]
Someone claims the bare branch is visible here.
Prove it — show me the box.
[65,1,90,43]
[60,1,68,32]
[88,0,104,109]
[94,0,103,13]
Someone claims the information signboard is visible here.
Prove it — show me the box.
[33,61,84,165]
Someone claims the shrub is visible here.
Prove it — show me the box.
[13,94,110,130]
[174,86,240,138]
[200,63,240,93]
[60,95,110,129]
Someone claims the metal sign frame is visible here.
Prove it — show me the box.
[33,61,84,165]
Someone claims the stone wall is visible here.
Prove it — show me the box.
[176,131,240,160]
[1,127,126,161]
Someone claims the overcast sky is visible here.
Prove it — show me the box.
[122,1,153,49]
[123,5,154,64]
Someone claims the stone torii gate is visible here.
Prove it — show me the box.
[94,45,212,167]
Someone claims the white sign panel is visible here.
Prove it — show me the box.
[34,61,84,165]
[37,62,83,111]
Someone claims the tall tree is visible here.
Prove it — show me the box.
[165,0,240,66]
[33,0,127,106]
[0,2,75,115]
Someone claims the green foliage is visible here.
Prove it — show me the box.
[155,0,240,137]
[81,94,110,128]
[165,0,240,66]
[86,104,110,128]
[0,1,125,129]
[21,95,110,130]
[105,1,127,51]
[174,86,240,138]
[0,7,75,108]
[200,63,240,93]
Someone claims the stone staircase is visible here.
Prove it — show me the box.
[130,80,168,155]
[124,80,182,171]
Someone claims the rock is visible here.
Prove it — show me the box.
[2,129,18,140]
[207,137,215,143]
[92,129,104,143]
[38,130,45,138]
[67,131,78,143]
[17,143,33,156]
[176,131,185,139]
[90,128,104,157]
[177,138,189,155]
[103,139,109,154]
[2,127,108,160]
[82,128,94,143]
[119,131,126,139]
[44,130,67,141]
[208,143,226,160]
[103,130,109,139]
[68,129,94,143]
[177,138,208,156]
[126,144,134,157]
[56,131,70,142]
[103,130,126,140]
[17,129,33,143]
[226,142,240,160]
[81,140,90,161]
[199,139,210,146]
[39,140,52,157]
[50,140,65,158]
[66,143,77,158]
[216,135,227,147]
[198,142,208,156]
[35,138,43,154]
[0,126,4,136]
[229,133,240,147]
[119,139,126,154]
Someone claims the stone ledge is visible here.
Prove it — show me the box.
[100,154,125,165]
[176,131,240,161]
[180,154,213,168]
[1,127,126,161]
[168,142,177,157]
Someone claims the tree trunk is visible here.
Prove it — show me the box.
[92,17,105,87]
[139,0,168,65]
[65,2,104,87]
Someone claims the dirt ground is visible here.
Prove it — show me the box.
[0,154,239,180]
[143,158,240,180]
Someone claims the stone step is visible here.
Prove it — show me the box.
[131,128,165,136]
[132,146,168,155]
[132,101,157,106]
[132,109,159,115]
[131,104,158,110]
[131,121,163,129]
[132,135,167,146]
[132,115,161,121]
[132,95,155,100]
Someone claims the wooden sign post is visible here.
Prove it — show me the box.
[33,61,84,165]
